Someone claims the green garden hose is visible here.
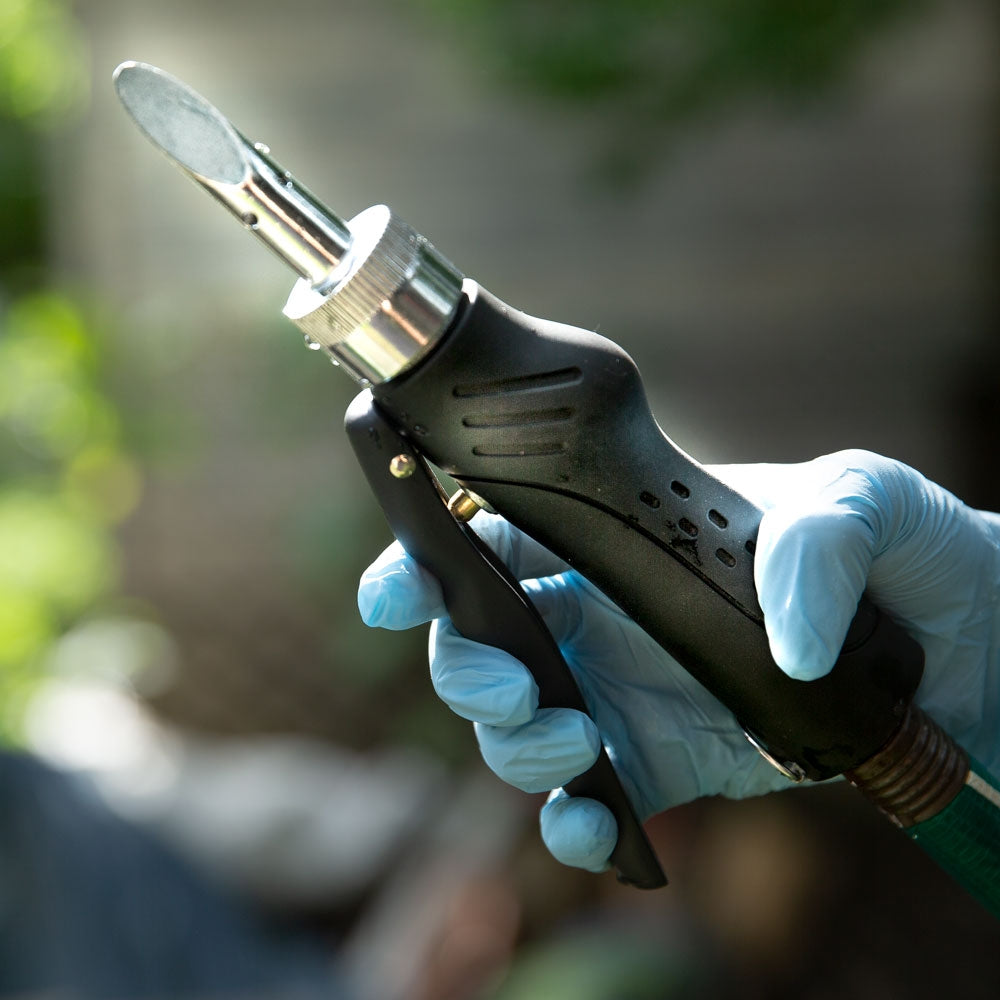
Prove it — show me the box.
[848,705,1000,917]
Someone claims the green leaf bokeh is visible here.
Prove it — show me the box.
[0,2,131,739]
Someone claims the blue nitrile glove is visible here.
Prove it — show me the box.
[358,450,1000,873]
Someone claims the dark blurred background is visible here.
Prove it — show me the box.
[1,0,999,997]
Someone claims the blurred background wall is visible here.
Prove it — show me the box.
[2,0,999,997]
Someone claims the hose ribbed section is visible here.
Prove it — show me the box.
[846,704,968,828]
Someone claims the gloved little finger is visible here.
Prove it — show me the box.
[358,515,569,632]
[429,617,539,725]
[358,540,447,629]
[474,707,601,794]
[540,790,616,873]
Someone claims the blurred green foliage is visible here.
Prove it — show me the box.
[0,0,88,123]
[0,1,132,739]
[0,293,138,738]
[0,0,87,272]
[414,0,924,181]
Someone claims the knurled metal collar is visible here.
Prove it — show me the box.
[283,204,464,385]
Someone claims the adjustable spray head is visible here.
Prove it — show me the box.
[113,61,464,385]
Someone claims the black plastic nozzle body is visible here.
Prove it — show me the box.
[372,280,924,782]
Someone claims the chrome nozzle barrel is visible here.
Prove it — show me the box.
[114,61,463,384]
[224,138,354,288]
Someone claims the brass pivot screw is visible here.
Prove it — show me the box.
[389,454,417,479]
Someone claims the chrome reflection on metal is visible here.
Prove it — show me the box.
[447,489,483,523]
[239,140,353,287]
[114,61,463,386]
[283,205,463,385]
[743,729,807,783]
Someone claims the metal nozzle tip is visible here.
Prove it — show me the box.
[113,60,464,384]
[113,61,248,184]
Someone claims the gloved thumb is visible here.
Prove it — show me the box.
[753,456,884,681]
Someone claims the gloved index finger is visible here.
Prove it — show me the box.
[358,539,447,629]
[358,512,568,631]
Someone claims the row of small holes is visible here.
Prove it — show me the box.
[645,480,757,569]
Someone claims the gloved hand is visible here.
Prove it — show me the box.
[358,450,1000,872]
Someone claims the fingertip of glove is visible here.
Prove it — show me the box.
[357,572,411,629]
[540,793,616,873]
[778,656,835,683]
[767,622,839,682]
[357,548,445,630]
[356,575,387,627]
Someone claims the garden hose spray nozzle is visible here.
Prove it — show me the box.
[122,63,1000,909]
